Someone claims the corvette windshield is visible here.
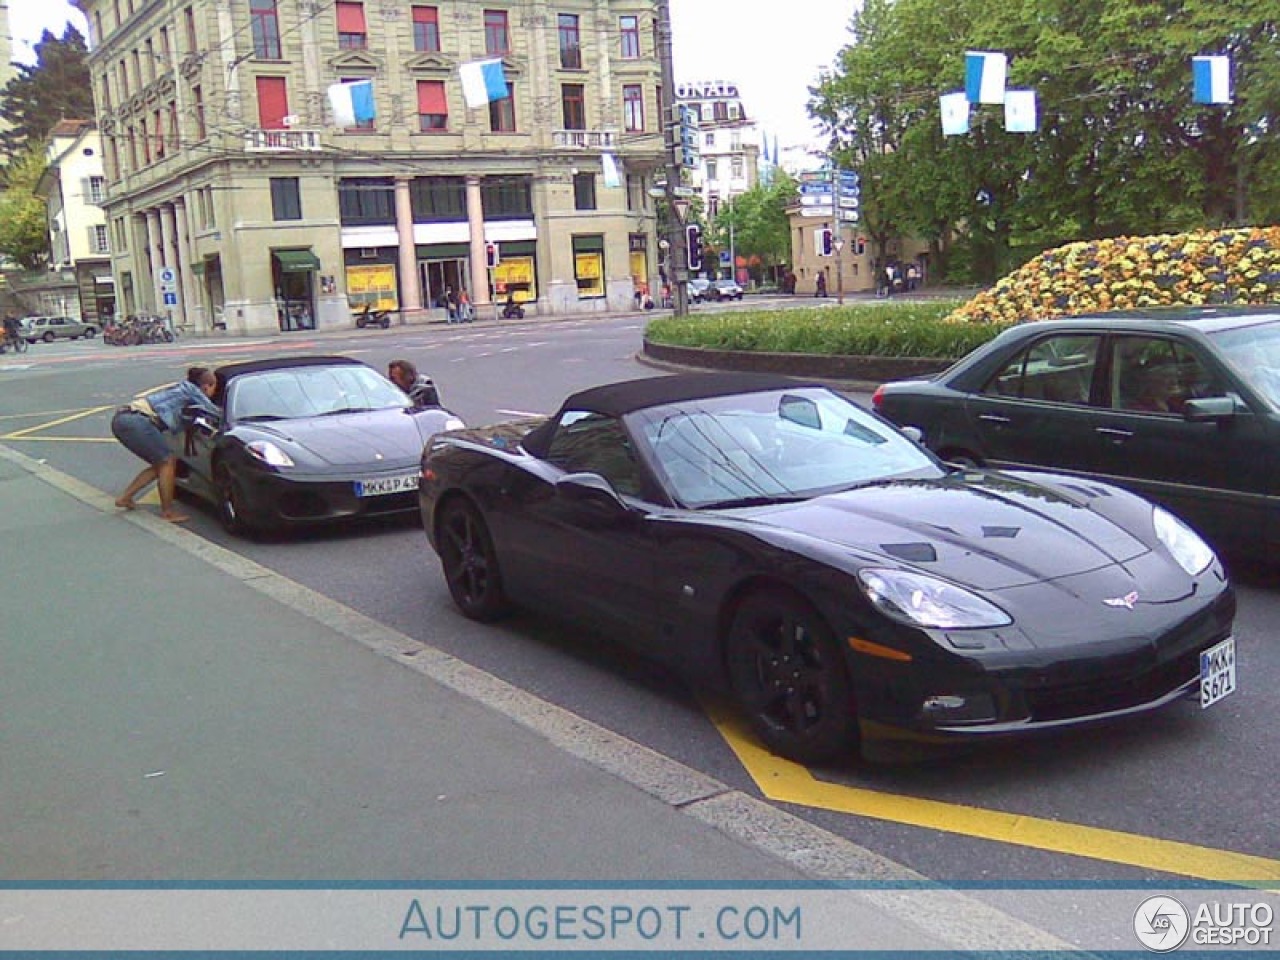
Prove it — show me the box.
[228,366,407,422]
[632,387,941,508]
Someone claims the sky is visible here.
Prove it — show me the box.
[14,0,854,148]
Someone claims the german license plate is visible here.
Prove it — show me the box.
[354,473,419,497]
[1199,636,1236,708]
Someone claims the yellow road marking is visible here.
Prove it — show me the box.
[709,705,1280,884]
[4,405,114,439]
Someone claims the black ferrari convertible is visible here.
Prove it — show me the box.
[173,356,461,536]
[418,373,1236,763]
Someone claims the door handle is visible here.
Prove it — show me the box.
[1095,426,1134,440]
[977,414,1012,424]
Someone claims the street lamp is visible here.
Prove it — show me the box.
[833,235,845,305]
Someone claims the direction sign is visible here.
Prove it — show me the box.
[838,195,860,209]
[163,292,178,306]
[671,185,696,198]
[799,207,835,217]
[799,181,833,196]
[800,194,834,206]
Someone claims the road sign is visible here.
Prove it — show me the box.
[799,181,833,195]
[800,194,834,206]
[799,207,835,217]
[838,195,860,209]
[159,267,176,289]
[671,185,696,198]
[163,292,178,306]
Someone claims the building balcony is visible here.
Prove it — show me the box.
[243,128,324,152]
[552,129,618,150]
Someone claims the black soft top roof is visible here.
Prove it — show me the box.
[522,372,819,457]
[214,355,365,383]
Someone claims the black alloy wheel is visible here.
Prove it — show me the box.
[726,589,857,764]
[437,499,510,621]
[215,462,257,536]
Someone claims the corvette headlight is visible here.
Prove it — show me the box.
[1153,506,1215,575]
[857,568,1012,629]
[245,440,295,468]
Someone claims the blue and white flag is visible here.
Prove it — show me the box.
[327,79,375,127]
[460,57,509,109]
[1003,89,1037,133]
[1192,55,1232,104]
[965,50,1007,104]
[940,91,970,136]
[602,152,621,189]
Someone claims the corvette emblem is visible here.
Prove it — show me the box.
[1103,591,1139,610]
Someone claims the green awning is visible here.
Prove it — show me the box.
[273,249,321,273]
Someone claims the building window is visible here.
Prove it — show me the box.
[145,39,156,80]
[622,84,644,132]
[704,131,714,148]
[271,177,302,220]
[90,224,110,254]
[250,0,281,59]
[558,14,581,68]
[708,195,719,217]
[572,235,604,298]
[87,175,106,203]
[114,0,122,29]
[184,6,196,51]
[140,116,151,163]
[152,109,165,159]
[411,6,440,52]
[410,177,466,220]
[573,172,596,210]
[255,75,289,129]
[561,83,585,129]
[167,101,179,152]
[94,11,104,43]
[705,159,717,181]
[336,2,368,49]
[713,100,729,121]
[193,85,206,139]
[626,174,645,211]
[480,176,532,217]
[731,156,744,179]
[489,83,516,132]
[100,78,112,109]
[160,26,171,63]
[484,9,509,55]
[338,178,395,223]
[619,15,640,58]
[416,80,448,131]
[114,218,129,251]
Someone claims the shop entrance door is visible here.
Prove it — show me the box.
[421,258,470,310]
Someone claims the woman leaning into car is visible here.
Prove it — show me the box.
[111,367,220,523]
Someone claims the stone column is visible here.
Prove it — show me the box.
[466,175,490,306]
[159,204,182,326]
[174,200,202,332]
[394,176,422,314]
[144,209,163,312]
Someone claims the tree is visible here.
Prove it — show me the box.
[0,148,51,269]
[0,26,94,161]
[708,172,798,280]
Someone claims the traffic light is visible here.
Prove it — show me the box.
[485,242,500,268]
[685,224,703,271]
[818,228,834,257]
[855,236,866,255]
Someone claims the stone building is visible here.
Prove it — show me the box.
[74,0,666,334]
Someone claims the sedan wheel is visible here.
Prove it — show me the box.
[215,462,257,537]
[726,589,857,764]
[438,499,510,621]
[43,332,56,343]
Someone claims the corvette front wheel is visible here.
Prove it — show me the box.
[726,589,857,764]
[438,499,510,621]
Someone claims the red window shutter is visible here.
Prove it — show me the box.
[412,6,437,26]
[417,80,447,115]
[256,76,289,129]
[336,2,366,33]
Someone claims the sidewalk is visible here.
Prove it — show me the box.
[0,443,1066,951]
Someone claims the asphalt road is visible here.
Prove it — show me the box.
[3,314,1277,892]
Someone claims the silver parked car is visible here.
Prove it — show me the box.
[23,315,99,342]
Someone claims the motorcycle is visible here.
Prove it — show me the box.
[355,304,392,329]
[501,298,525,320]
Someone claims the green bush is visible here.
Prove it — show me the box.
[645,301,1008,359]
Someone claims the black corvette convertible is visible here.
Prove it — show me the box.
[172,355,461,535]
[418,373,1236,763]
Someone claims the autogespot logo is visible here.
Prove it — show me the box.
[1135,896,1191,952]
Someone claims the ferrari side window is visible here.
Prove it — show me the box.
[982,335,1100,405]
[546,411,643,497]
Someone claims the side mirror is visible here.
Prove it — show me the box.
[1182,397,1237,422]
[900,425,925,444]
[555,472,631,521]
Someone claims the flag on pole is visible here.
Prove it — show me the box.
[1192,55,1231,104]
[965,51,1008,104]
[602,152,621,188]
[327,79,376,127]
[940,91,970,136]
[460,57,509,109]
[1003,89,1038,133]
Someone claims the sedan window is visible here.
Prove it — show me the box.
[1110,336,1224,414]
[982,334,1100,405]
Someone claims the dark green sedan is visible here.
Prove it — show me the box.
[872,306,1280,562]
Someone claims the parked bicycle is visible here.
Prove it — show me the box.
[103,315,176,346]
